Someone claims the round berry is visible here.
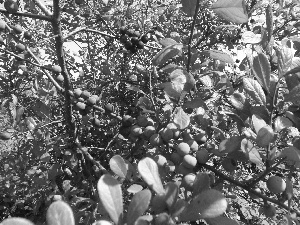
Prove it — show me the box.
[160,128,173,142]
[80,90,91,100]
[266,176,286,194]
[104,103,114,113]
[149,133,163,146]
[130,125,143,137]
[170,152,182,165]
[182,154,197,169]
[87,96,97,106]
[143,126,156,140]
[137,115,148,127]
[136,40,144,49]
[122,115,133,127]
[141,34,149,44]
[75,102,86,111]
[73,88,82,98]
[56,74,64,82]
[176,142,190,156]
[181,173,196,191]
[196,149,209,164]
[24,31,32,40]
[12,24,23,34]
[154,154,167,167]
[52,65,62,73]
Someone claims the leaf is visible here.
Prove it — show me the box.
[159,38,178,47]
[205,216,240,225]
[284,177,293,200]
[152,44,183,67]
[218,136,243,153]
[241,31,261,44]
[285,84,300,106]
[276,39,295,78]
[212,0,248,24]
[266,4,273,41]
[46,201,75,225]
[109,155,127,179]
[183,97,204,109]
[159,82,182,100]
[127,184,143,194]
[192,173,210,196]
[97,174,123,225]
[174,107,190,129]
[240,139,263,165]
[181,0,197,17]
[137,157,164,195]
[243,78,266,105]
[279,146,300,168]
[252,53,271,92]
[134,215,153,225]
[229,92,251,112]
[127,190,152,225]
[170,199,187,217]
[136,97,153,111]
[179,189,227,221]
[202,50,234,64]
[165,182,179,210]
[170,68,195,93]
[1,218,34,225]
[256,125,275,147]
[274,116,293,132]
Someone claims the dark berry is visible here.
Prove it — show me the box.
[130,46,138,53]
[133,31,140,37]
[120,34,128,44]
[120,26,127,35]
[250,19,255,23]
[24,31,32,40]
[136,41,144,49]
[235,59,240,63]
[104,103,114,113]
[141,34,149,44]
[124,40,133,50]
[131,37,139,45]
[126,29,135,37]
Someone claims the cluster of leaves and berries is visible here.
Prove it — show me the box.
[118,26,148,53]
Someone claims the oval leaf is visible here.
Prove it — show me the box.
[256,125,275,147]
[181,0,197,17]
[46,201,75,225]
[285,84,300,106]
[279,146,300,168]
[274,116,293,132]
[243,78,266,105]
[252,53,271,93]
[152,44,183,67]
[138,157,164,195]
[97,174,123,225]
[202,50,234,64]
[192,172,210,196]
[1,218,35,225]
[110,155,127,179]
[174,107,190,129]
[165,182,179,210]
[127,184,143,194]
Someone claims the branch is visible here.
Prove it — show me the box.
[32,0,52,16]
[0,9,52,21]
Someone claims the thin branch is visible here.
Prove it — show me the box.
[0,9,52,21]
[32,0,52,16]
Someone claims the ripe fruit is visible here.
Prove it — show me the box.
[143,126,156,140]
[141,34,149,44]
[166,160,175,172]
[4,0,19,13]
[122,115,133,127]
[73,88,82,98]
[154,213,171,225]
[194,131,207,144]
[151,193,167,214]
[182,154,197,169]
[147,118,155,126]
[77,97,85,102]
[221,158,237,172]
[154,154,167,167]
[137,40,144,49]
[263,204,276,218]
[187,139,199,152]
[75,102,86,111]
[56,74,64,82]
[130,125,143,137]
[0,20,6,31]
[16,43,25,52]
[160,128,173,142]
[170,152,182,165]
[196,149,209,164]
[52,65,62,73]
[136,115,148,127]
[87,96,97,106]
[149,133,163,146]
[266,176,286,194]
[181,130,193,142]
[176,142,190,156]
[80,90,91,100]
[119,126,131,138]
[12,24,23,34]
[92,118,101,128]
[24,31,32,40]
[104,103,114,113]
[0,132,11,140]
[131,37,139,45]
[181,173,196,191]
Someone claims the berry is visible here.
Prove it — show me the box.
[196,149,209,164]
[160,128,173,142]
[266,176,286,194]
[119,126,131,138]
[4,0,18,13]
[141,34,149,44]
[154,213,171,225]
[24,31,32,40]
[194,132,207,144]
[52,65,62,73]
[250,18,255,23]
[119,26,127,35]
[130,45,138,54]
[0,20,6,31]
[56,74,64,82]
[136,115,148,127]
[87,96,97,106]
[151,194,167,214]
[136,40,144,49]
[75,102,86,111]
[170,152,182,165]
[187,139,199,152]
[166,160,175,173]
[263,204,276,218]
[124,40,133,50]
[16,43,25,53]
[154,154,167,167]
[143,126,156,140]
[126,29,135,37]
[80,90,91,100]
[92,118,101,128]
[182,154,197,169]
[181,130,193,142]
[77,97,85,102]
[176,142,190,156]
[104,103,114,113]
[131,37,139,45]
[0,132,11,140]
[249,188,261,199]
[221,158,237,172]
[130,125,143,137]
[149,133,163,146]
[12,24,23,34]
[73,88,82,98]
[122,115,133,127]
[119,34,128,44]
[181,173,196,191]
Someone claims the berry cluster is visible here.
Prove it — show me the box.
[119,26,149,54]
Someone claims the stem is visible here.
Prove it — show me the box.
[0,9,52,21]
[32,0,52,16]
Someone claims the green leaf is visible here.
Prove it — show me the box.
[152,44,183,67]
[276,39,295,78]
[183,97,204,109]
[127,190,152,225]
[181,0,197,17]
[285,84,300,106]
[252,53,271,93]
[240,139,263,165]
[274,116,293,132]
[202,50,234,64]
[109,155,127,179]
[170,68,195,93]
[243,78,266,105]
[97,174,123,225]
[170,199,187,217]
[46,201,75,225]
[159,82,182,100]
[136,97,153,112]
[229,92,251,113]
[159,38,178,47]
[1,218,34,225]
[192,172,210,196]
[134,215,153,225]
[279,146,300,168]
[218,136,243,153]
[212,0,248,24]
[179,189,227,221]
[256,125,275,147]
[241,31,261,44]
[266,4,273,41]
[138,157,165,195]
[205,216,240,225]
[174,107,190,129]
[165,182,179,211]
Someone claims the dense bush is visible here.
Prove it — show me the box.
[1,0,300,224]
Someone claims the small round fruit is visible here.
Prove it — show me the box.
[75,102,86,111]
[73,88,82,98]
[196,149,209,164]
[147,118,155,126]
[16,43,25,52]
[166,160,175,172]
[92,118,101,128]
[194,131,207,144]
[182,154,197,169]
[154,212,171,225]
[170,152,182,165]
[0,132,11,140]
[221,158,237,172]
[131,37,139,45]
[136,115,148,127]
[266,176,286,194]
[151,194,167,214]
[24,31,32,40]
[166,123,180,139]
[4,0,19,13]
[160,128,173,142]
[130,125,143,137]
[149,133,163,146]
[119,126,131,138]
[56,74,64,82]
[154,154,167,167]
[176,142,191,156]
[87,96,97,106]
[77,97,85,102]
[80,90,91,100]
[181,130,193,142]
[52,65,62,73]
[187,139,199,152]
[137,40,144,49]
[122,115,133,127]
[12,24,23,34]
[181,173,196,191]
[141,34,149,44]
[0,20,6,31]
[143,126,156,140]
[104,103,114,113]
[263,204,276,218]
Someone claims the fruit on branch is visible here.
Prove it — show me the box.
[187,139,199,152]
[149,133,163,146]
[176,163,193,176]
[12,24,23,34]
[181,130,193,142]
[56,74,64,82]
[4,0,19,13]
[52,65,62,73]
[160,128,173,142]
[122,115,133,127]
[141,34,149,44]
[151,193,167,214]
[77,97,85,102]
[136,40,144,49]
[154,154,167,167]
[266,176,286,194]
[143,126,156,140]
[131,37,139,45]
[119,26,127,35]
[181,173,196,191]
[87,96,97,106]
[92,118,101,128]
[24,31,32,40]
[154,213,172,225]
[182,154,197,169]
[136,115,148,127]
[166,160,176,173]
[16,43,25,53]
[221,158,237,172]
[262,204,276,218]
[119,125,131,138]
[194,131,207,145]
[75,102,86,111]
[0,20,6,31]
[80,90,91,100]
[73,88,82,98]
[130,125,143,137]
[248,187,261,199]
[170,152,182,165]
[0,132,11,140]
[176,142,191,156]
[196,149,209,164]
[104,103,114,113]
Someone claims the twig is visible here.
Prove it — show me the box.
[32,0,52,16]
[0,9,52,21]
